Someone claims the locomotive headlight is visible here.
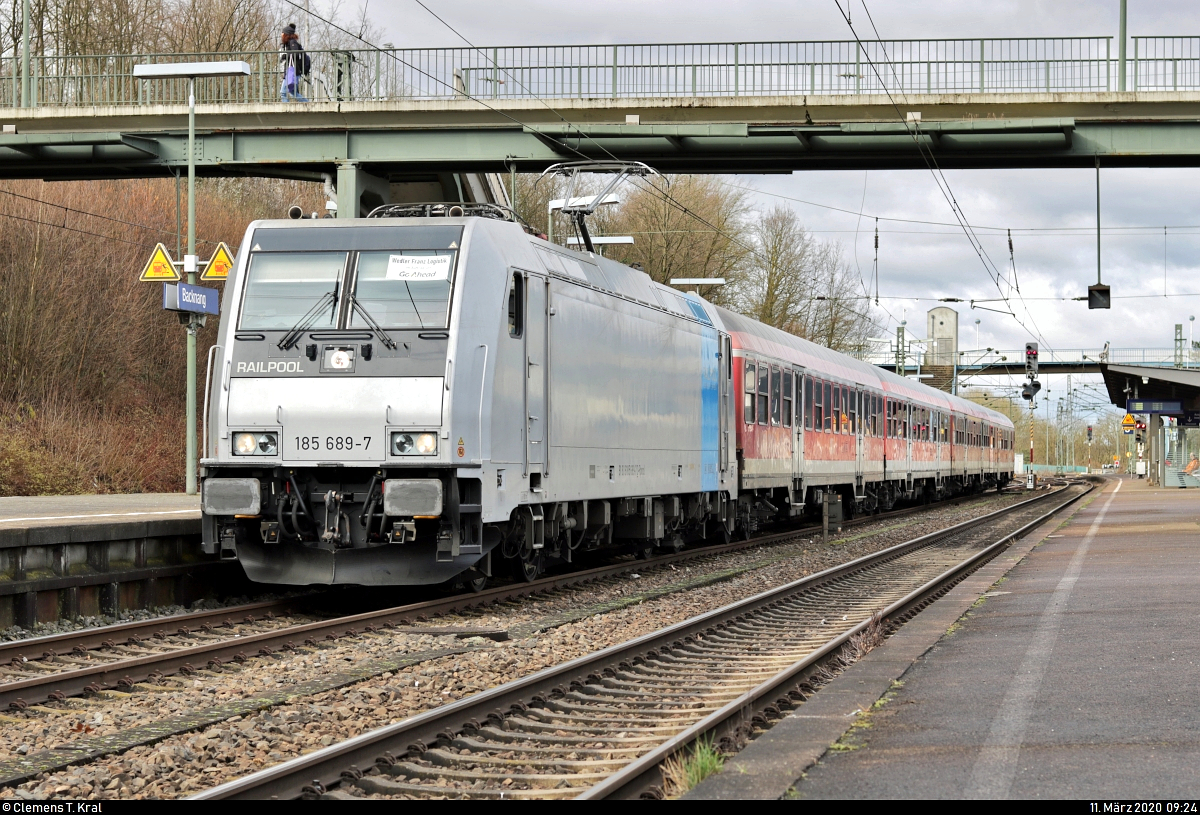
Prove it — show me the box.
[234,432,258,455]
[390,432,437,456]
[329,349,353,369]
[256,433,278,455]
[415,433,438,455]
[233,432,278,456]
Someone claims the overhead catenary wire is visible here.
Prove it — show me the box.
[0,182,225,247]
[294,0,798,291]
[0,205,150,246]
[403,0,884,331]
[836,0,1050,351]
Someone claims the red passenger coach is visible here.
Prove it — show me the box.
[715,307,1014,534]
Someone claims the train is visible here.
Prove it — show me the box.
[200,204,1015,588]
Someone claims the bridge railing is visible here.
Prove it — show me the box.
[0,36,1158,108]
[856,347,1187,369]
[1130,37,1200,90]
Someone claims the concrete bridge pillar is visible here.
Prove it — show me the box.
[335,161,391,218]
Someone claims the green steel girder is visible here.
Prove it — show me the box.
[6,118,1200,179]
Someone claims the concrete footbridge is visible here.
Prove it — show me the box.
[4,36,1200,211]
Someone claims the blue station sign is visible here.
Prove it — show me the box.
[1126,399,1183,415]
[163,283,220,315]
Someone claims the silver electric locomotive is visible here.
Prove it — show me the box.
[201,205,738,587]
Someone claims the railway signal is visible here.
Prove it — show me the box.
[1021,379,1041,401]
[1024,342,1039,376]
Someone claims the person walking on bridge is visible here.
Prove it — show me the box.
[279,23,310,102]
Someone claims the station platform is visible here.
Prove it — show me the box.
[0,494,198,532]
[689,476,1200,799]
[0,495,211,628]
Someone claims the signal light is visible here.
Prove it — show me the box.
[1025,342,1039,376]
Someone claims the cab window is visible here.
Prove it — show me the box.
[507,273,523,337]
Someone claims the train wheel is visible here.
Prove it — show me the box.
[466,574,488,593]
[636,542,655,560]
[513,552,542,583]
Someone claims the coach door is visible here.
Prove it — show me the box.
[792,368,805,486]
[718,334,732,478]
[525,273,548,479]
[854,386,865,495]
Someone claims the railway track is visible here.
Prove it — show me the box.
[193,482,1089,800]
[0,489,1018,711]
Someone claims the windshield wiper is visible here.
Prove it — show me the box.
[278,286,338,350]
[350,296,398,350]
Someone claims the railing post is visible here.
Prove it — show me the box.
[258,52,263,103]
[734,43,740,96]
[612,45,617,98]
[491,47,498,98]
[855,41,861,93]
[1046,59,1050,92]
[927,60,931,93]
[1133,37,1138,90]
[1174,58,1178,90]
[1106,37,1111,91]
[1118,0,1127,91]
[810,61,815,93]
[376,49,381,99]
[979,39,984,92]
[692,63,696,96]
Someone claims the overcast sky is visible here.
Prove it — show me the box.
[343,0,1200,418]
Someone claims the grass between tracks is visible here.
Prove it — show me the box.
[662,737,725,798]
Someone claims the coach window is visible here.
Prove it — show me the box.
[757,363,770,426]
[841,387,850,434]
[782,370,793,428]
[849,390,858,434]
[507,273,524,337]
[743,359,756,424]
[770,367,782,425]
[830,384,840,433]
[816,381,825,434]
[805,376,815,430]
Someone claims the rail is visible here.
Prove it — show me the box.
[5,36,1200,108]
[192,485,1084,800]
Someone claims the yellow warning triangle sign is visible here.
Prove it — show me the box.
[1121,413,1136,427]
[201,242,235,281]
[139,243,180,281]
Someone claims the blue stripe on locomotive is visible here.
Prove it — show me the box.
[700,329,719,492]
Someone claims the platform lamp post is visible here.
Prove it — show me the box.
[133,61,251,495]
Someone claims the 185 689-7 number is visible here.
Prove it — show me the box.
[295,436,371,451]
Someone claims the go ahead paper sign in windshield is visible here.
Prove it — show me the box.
[386,254,452,281]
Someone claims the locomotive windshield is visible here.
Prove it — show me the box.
[348,250,457,329]
[239,252,348,330]
[237,224,464,332]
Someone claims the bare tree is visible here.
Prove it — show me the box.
[733,204,877,353]
[604,175,750,307]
